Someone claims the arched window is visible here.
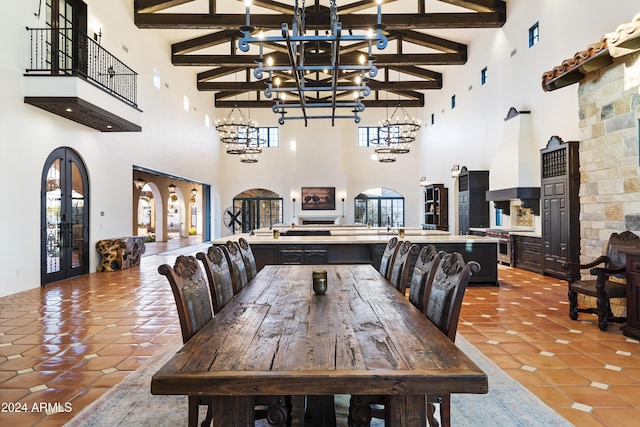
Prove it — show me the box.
[226,189,283,234]
[354,188,404,227]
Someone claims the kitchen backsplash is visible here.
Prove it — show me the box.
[512,206,534,228]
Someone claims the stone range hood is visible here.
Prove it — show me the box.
[486,107,541,215]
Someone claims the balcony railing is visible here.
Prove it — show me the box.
[26,27,138,107]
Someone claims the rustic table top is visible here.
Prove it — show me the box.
[151,264,488,397]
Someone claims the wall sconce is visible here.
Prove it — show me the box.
[419,176,428,186]
[292,197,296,218]
[191,186,198,198]
[168,182,176,194]
[341,197,345,217]
[451,165,461,178]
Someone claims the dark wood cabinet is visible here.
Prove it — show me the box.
[541,136,580,279]
[424,184,449,231]
[512,235,543,274]
[622,249,640,339]
[458,167,489,235]
[278,244,328,265]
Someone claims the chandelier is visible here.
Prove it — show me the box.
[214,105,265,163]
[238,0,388,126]
[370,104,422,162]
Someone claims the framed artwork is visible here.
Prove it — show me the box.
[301,187,336,210]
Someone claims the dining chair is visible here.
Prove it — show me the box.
[407,245,445,312]
[348,252,480,427]
[563,230,640,331]
[378,236,399,279]
[221,240,249,294]
[196,245,235,313]
[423,252,481,427]
[160,255,291,427]
[158,255,214,427]
[387,241,417,295]
[238,237,258,281]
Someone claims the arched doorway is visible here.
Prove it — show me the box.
[354,187,405,227]
[227,189,283,234]
[41,147,90,285]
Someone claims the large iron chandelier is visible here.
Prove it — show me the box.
[239,0,388,126]
[214,105,264,163]
[371,104,422,162]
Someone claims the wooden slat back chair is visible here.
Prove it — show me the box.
[423,252,481,427]
[564,230,640,331]
[348,252,480,427]
[196,246,235,314]
[221,240,249,294]
[408,245,445,312]
[238,237,258,281]
[158,255,214,427]
[378,236,399,280]
[387,241,417,295]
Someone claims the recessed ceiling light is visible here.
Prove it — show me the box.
[65,108,73,112]
[106,125,113,129]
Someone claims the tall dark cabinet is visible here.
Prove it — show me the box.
[541,136,580,279]
[423,184,449,231]
[458,167,489,235]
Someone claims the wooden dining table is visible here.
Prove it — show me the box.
[151,264,488,426]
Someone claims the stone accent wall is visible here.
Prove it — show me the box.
[577,50,640,316]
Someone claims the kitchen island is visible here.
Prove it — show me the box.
[214,226,499,285]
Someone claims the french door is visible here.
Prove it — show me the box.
[41,147,90,285]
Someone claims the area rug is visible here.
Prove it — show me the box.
[65,335,571,426]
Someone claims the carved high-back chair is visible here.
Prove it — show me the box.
[196,246,235,314]
[408,245,445,312]
[349,252,480,427]
[158,255,214,427]
[387,241,417,295]
[423,252,481,427]
[160,255,291,427]
[564,230,640,331]
[221,240,249,294]
[378,236,399,280]
[238,237,258,281]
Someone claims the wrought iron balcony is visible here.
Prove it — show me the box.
[26,27,137,107]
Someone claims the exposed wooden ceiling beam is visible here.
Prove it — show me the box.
[214,98,425,108]
[439,0,506,13]
[171,30,239,55]
[134,0,196,13]
[172,52,466,66]
[394,31,466,54]
[134,12,506,31]
[198,79,440,91]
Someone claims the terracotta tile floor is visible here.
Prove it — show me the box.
[0,238,639,426]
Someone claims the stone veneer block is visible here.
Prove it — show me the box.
[625,215,640,231]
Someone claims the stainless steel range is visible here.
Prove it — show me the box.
[485,229,511,266]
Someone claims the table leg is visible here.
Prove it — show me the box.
[385,394,426,427]
[211,396,255,427]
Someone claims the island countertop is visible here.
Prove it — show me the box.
[214,232,498,245]
[212,228,499,286]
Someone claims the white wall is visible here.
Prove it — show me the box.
[418,0,640,231]
[0,0,221,297]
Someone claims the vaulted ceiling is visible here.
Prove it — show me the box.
[134,0,506,109]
